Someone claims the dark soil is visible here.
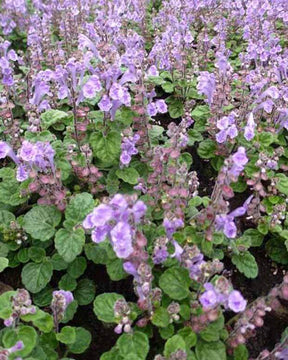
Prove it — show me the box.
[226,247,288,357]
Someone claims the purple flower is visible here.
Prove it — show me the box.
[244,113,256,141]
[19,140,37,162]
[52,290,74,309]
[147,102,157,117]
[83,204,114,229]
[153,247,169,264]
[91,225,110,243]
[120,152,131,165]
[232,147,248,165]
[8,341,24,353]
[110,222,133,259]
[200,289,218,309]
[132,201,147,223]
[123,261,138,277]
[223,221,237,238]
[82,75,102,99]
[163,218,184,239]
[16,165,29,182]
[155,99,167,113]
[0,141,13,158]
[147,65,159,77]
[197,71,216,106]
[109,83,130,106]
[171,240,184,261]
[216,114,238,143]
[120,134,139,166]
[227,290,247,312]
[276,348,288,360]
[98,95,112,111]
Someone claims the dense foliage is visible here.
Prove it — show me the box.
[0,0,288,359]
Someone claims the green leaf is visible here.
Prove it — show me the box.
[266,237,288,264]
[0,210,15,226]
[100,347,122,360]
[90,130,121,166]
[56,326,76,344]
[197,139,216,159]
[41,109,71,129]
[62,300,78,324]
[200,315,224,342]
[188,129,203,146]
[177,327,197,348]
[116,168,140,185]
[276,174,288,196]
[259,132,274,147]
[3,325,37,357]
[159,266,191,300]
[21,261,53,293]
[191,105,210,121]
[164,335,186,358]
[195,340,226,360]
[0,291,16,319]
[75,279,96,305]
[106,258,127,281]
[151,307,170,328]
[67,257,87,278]
[234,344,249,360]
[51,253,68,271]
[85,243,108,264]
[93,293,124,323]
[149,125,164,139]
[159,324,174,340]
[117,331,149,360]
[28,247,46,263]
[67,327,91,354]
[33,286,53,307]
[242,229,264,247]
[22,309,53,333]
[59,274,77,291]
[0,257,9,272]
[0,171,29,206]
[23,205,62,241]
[65,193,94,227]
[167,98,184,119]
[55,228,85,263]
[231,252,258,278]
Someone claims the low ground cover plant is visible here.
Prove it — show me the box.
[0,0,287,359]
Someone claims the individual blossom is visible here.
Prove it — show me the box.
[197,71,216,107]
[0,141,18,164]
[244,112,256,141]
[82,75,102,99]
[110,221,134,258]
[216,113,238,143]
[227,146,249,180]
[215,195,253,238]
[227,290,247,313]
[98,94,112,111]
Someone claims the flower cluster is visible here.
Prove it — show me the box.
[51,290,74,330]
[200,277,247,313]
[83,194,147,259]
[120,133,140,166]
[0,140,55,182]
[4,289,36,327]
